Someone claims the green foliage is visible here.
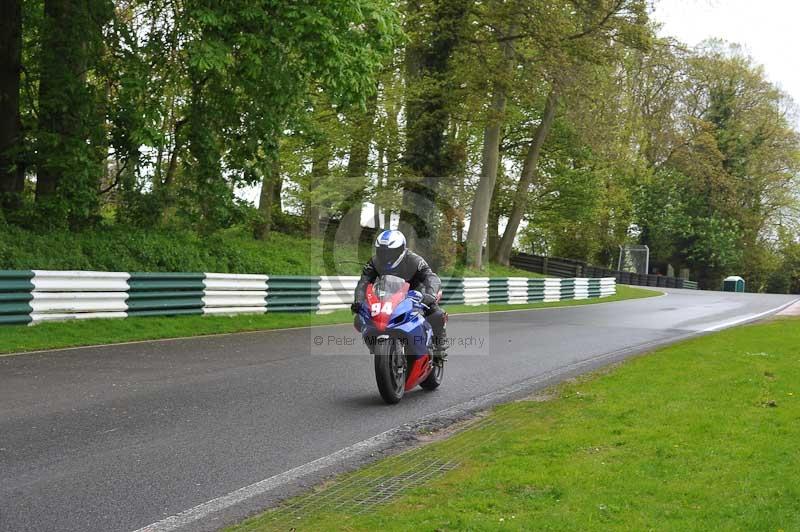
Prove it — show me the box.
[0,223,371,274]
[631,42,800,289]
[4,0,402,234]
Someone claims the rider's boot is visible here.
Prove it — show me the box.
[432,329,448,362]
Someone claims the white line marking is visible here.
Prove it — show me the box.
[131,429,399,532]
[702,298,800,332]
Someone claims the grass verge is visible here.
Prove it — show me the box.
[1,223,548,278]
[0,285,657,355]
[229,316,800,532]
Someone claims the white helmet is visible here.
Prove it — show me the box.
[374,230,407,274]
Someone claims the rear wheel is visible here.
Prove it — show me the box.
[374,338,406,404]
[419,356,444,390]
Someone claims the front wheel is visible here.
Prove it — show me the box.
[374,338,407,404]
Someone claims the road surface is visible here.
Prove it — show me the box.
[0,288,796,532]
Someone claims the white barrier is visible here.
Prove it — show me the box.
[202,273,268,315]
[507,277,529,304]
[463,278,490,305]
[30,271,130,322]
[318,276,359,312]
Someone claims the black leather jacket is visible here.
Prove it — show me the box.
[354,250,442,303]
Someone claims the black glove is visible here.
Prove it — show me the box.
[422,293,437,307]
[350,301,361,314]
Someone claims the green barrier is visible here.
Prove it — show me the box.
[127,273,205,317]
[488,278,509,303]
[527,279,546,303]
[0,270,34,325]
[128,272,206,291]
[440,277,465,305]
[267,276,321,312]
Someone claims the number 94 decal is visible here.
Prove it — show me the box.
[370,302,393,316]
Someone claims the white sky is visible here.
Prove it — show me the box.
[653,0,800,118]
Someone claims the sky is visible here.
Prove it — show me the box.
[653,0,800,118]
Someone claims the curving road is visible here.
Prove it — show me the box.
[0,288,796,532]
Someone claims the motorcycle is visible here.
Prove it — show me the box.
[355,274,444,404]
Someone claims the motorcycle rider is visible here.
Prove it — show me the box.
[351,229,448,360]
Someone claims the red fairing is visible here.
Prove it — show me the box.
[366,281,410,332]
[366,284,387,331]
[405,354,432,391]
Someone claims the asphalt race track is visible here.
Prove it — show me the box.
[0,288,796,532]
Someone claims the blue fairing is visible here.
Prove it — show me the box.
[359,298,432,358]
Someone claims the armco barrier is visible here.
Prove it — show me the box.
[0,270,616,325]
[318,276,359,313]
[202,273,268,315]
[30,270,130,323]
[463,278,490,305]
[266,276,320,312]
[0,270,34,325]
[488,278,508,303]
[127,272,205,317]
[507,278,528,304]
[439,277,465,305]
[511,252,699,289]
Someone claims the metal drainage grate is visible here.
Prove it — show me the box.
[245,405,536,530]
[341,458,460,514]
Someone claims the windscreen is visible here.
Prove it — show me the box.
[372,275,408,302]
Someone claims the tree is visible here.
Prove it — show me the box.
[0,0,24,211]
[400,0,472,263]
[338,92,379,244]
[457,0,651,266]
[253,139,281,241]
[36,0,112,227]
[464,20,516,268]
[494,86,559,264]
[637,42,800,288]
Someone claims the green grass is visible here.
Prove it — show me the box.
[0,285,657,355]
[0,224,372,274]
[229,316,800,532]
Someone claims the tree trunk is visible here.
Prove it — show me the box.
[164,119,186,189]
[186,80,224,233]
[0,0,24,211]
[272,170,282,211]
[253,145,281,241]
[306,143,330,238]
[486,176,502,259]
[37,0,78,198]
[465,88,507,267]
[339,93,378,243]
[374,141,385,230]
[449,123,468,248]
[494,87,559,265]
[383,79,400,228]
[36,0,97,204]
[399,0,471,260]
[464,27,514,268]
